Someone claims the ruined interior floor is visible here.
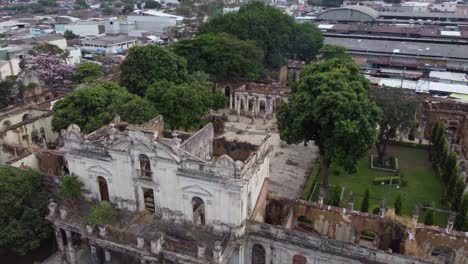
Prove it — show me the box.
[221,113,319,198]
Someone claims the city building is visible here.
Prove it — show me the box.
[80,35,138,54]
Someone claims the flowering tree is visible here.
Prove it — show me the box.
[21,52,74,91]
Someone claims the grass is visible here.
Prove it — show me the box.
[325,145,447,227]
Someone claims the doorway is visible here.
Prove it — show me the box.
[97,176,109,202]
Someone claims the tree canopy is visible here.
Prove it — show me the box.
[371,87,417,162]
[63,29,79,40]
[0,76,16,109]
[120,45,189,96]
[277,58,380,188]
[0,166,50,256]
[52,82,157,133]
[318,44,351,61]
[145,80,221,130]
[171,33,264,81]
[200,2,323,67]
[73,62,102,83]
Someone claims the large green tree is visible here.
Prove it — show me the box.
[0,166,50,256]
[120,45,189,96]
[0,76,15,109]
[52,82,157,133]
[318,44,351,61]
[145,80,214,130]
[277,58,380,189]
[200,2,323,67]
[171,33,264,81]
[72,62,102,83]
[371,87,417,163]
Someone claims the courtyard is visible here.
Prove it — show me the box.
[322,144,448,227]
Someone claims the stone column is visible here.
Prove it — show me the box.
[379,200,386,218]
[104,249,111,263]
[348,192,354,211]
[54,228,64,253]
[412,206,419,224]
[447,212,456,232]
[65,230,77,264]
[230,93,233,109]
[90,243,100,264]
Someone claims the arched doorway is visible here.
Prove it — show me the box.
[139,154,152,180]
[97,176,109,202]
[192,197,205,225]
[22,113,31,121]
[259,100,266,114]
[252,244,266,264]
[2,120,11,128]
[240,98,246,113]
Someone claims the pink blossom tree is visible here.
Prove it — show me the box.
[21,53,75,91]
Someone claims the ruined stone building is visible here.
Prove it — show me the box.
[47,115,468,264]
[419,98,468,191]
[0,97,62,166]
[222,82,290,118]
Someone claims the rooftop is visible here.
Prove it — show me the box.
[80,35,138,45]
[324,36,468,60]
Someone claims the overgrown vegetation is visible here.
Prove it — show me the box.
[87,202,116,228]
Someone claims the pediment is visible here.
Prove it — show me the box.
[181,185,213,197]
[88,165,112,176]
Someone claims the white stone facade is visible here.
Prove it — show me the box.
[62,116,271,230]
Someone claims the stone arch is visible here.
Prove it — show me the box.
[292,254,307,264]
[259,100,266,114]
[31,129,41,144]
[22,113,31,121]
[359,230,378,248]
[224,86,231,97]
[272,97,283,112]
[138,154,152,179]
[2,120,11,128]
[192,196,205,225]
[430,246,455,263]
[240,98,246,112]
[97,176,110,202]
[251,244,266,264]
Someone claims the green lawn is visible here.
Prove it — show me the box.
[325,145,448,227]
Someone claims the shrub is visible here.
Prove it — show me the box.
[372,207,380,215]
[361,189,370,213]
[87,202,116,228]
[59,175,83,200]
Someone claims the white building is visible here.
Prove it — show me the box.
[55,22,105,37]
[62,116,270,229]
[80,35,138,54]
[430,1,458,12]
[430,70,468,85]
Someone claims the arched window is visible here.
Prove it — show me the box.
[22,113,31,121]
[293,254,307,264]
[139,154,152,179]
[97,176,109,202]
[2,120,11,128]
[192,197,205,225]
[252,244,265,264]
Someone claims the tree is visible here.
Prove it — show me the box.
[52,82,157,133]
[424,209,434,225]
[454,194,468,231]
[442,152,458,185]
[171,33,264,82]
[21,53,74,91]
[451,177,465,211]
[74,0,89,9]
[361,189,370,213]
[277,58,380,189]
[101,4,112,15]
[200,2,323,68]
[0,166,50,256]
[87,202,116,228]
[0,75,16,109]
[145,80,213,130]
[371,87,417,163]
[290,23,323,62]
[212,91,228,110]
[28,43,69,61]
[64,29,79,40]
[144,0,161,9]
[122,4,134,13]
[318,44,351,61]
[120,45,188,96]
[73,62,102,83]
[394,194,403,216]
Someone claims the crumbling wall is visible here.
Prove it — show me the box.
[414,228,468,264]
[180,123,214,160]
[213,137,258,162]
